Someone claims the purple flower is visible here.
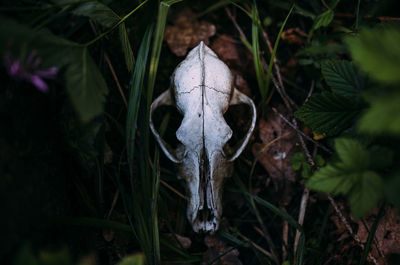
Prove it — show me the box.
[3,50,58,93]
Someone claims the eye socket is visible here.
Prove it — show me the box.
[152,105,183,149]
[223,103,252,154]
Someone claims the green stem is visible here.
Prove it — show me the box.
[84,0,149,47]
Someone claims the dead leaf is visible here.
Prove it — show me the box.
[202,236,242,265]
[251,106,297,205]
[281,28,307,45]
[357,207,400,263]
[211,34,240,63]
[165,233,192,249]
[165,9,216,56]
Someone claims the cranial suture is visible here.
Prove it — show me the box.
[150,42,256,233]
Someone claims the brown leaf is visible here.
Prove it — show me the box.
[251,106,297,205]
[165,233,192,249]
[281,28,307,45]
[211,34,240,63]
[202,236,242,265]
[357,207,400,263]
[165,9,216,56]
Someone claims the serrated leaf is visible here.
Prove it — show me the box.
[307,138,384,219]
[358,91,400,134]
[306,163,355,195]
[119,23,134,72]
[312,10,334,31]
[322,60,360,96]
[295,92,365,136]
[349,171,382,219]
[334,138,369,169]
[346,26,400,83]
[66,48,108,122]
[72,1,120,28]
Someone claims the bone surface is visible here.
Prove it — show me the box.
[150,42,256,233]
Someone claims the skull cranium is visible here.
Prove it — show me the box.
[150,42,256,233]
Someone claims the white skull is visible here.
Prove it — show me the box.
[150,42,256,233]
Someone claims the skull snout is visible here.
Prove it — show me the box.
[182,149,231,233]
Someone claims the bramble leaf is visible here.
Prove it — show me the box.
[322,60,360,96]
[306,138,383,219]
[349,171,382,219]
[295,92,365,136]
[358,91,400,134]
[346,26,400,83]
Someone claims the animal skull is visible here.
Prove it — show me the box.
[150,42,256,233]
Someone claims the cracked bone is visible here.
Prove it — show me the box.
[150,42,256,233]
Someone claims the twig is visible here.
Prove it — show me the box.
[335,12,400,21]
[271,107,333,154]
[328,196,379,265]
[237,231,275,261]
[304,80,315,103]
[104,53,128,107]
[160,179,186,200]
[294,188,309,255]
[225,7,248,42]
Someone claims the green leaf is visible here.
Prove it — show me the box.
[369,145,394,170]
[349,171,383,219]
[312,10,334,31]
[119,23,134,72]
[358,91,400,134]
[0,17,107,122]
[334,138,369,169]
[291,152,312,179]
[306,163,355,195]
[116,254,145,265]
[346,26,400,83]
[72,1,120,28]
[322,60,360,96]
[65,47,108,122]
[307,138,384,219]
[295,92,365,136]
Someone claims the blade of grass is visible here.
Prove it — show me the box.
[296,232,305,265]
[264,4,294,102]
[359,203,385,265]
[251,2,266,101]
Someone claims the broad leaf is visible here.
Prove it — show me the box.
[295,92,365,136]
[65,48,108,122]
[349,171,382,219]
[72,1,120,28]
[358,91,400,134]
[334,138,369,169]
[346,26,400,83]
[306,163,356,195]
[119,23,135,72]
[322,60,360,96]
[0,17,108,122]
[307,138,384,219]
